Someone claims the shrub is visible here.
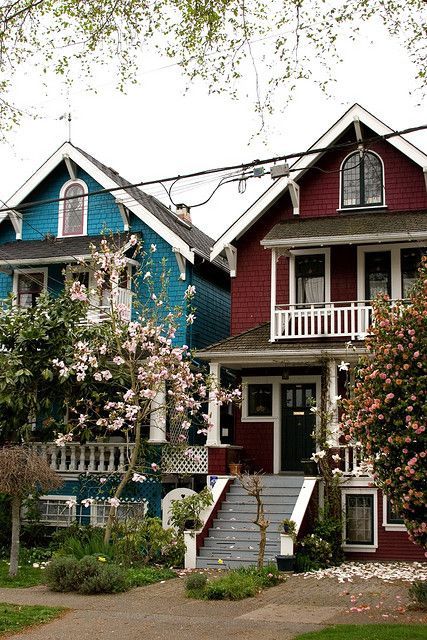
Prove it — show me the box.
[45,556,80,592]
[235,564,284,588]
[297,534,332,569]
[294,553,317,573]
[185,572,208,591]
[45,555,129,594]
[169,487,213,533]
[51,525,113,561]
[111,517,185,567]
[313,510,344,565]
[409,581,427,610]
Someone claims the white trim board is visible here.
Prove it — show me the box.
[211,103,427,261]
[4,142,195,264]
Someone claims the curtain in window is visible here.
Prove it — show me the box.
[296,255,325,304]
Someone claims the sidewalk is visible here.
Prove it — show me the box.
[1,573,425,640]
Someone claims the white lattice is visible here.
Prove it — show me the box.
[161,445,208,474]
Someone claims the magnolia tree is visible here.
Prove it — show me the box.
[341,256,427,550]
[55,236,240,543]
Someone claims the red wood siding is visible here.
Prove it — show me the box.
[234,408,274,473]
[231,136,427,335]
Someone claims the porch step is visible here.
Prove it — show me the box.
[196,475,304,569]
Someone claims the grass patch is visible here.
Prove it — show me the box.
[186,564,285,601]
[0,603,64,636]
[293,624,427,640]
[0,561,45,588]
[126,566,176,587]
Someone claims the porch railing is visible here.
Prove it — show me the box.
[30,442,135,473]
[273,300,372,340]
[340,444,370,476]
[86,287,133,323]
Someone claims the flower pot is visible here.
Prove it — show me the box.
[301,459,318,476]
[228,462,242,476]
[276,554,295,572]
[184,519,197,530]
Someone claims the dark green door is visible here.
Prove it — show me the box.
[281,384,316,472]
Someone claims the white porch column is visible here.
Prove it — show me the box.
[327,359,339,445]
[206,362,222,446]
[270,248,277,342]
[148,384,167,443]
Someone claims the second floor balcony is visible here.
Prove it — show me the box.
[272,300,374,341]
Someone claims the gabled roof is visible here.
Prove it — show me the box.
[262,211,427,247]
[2,142,227,272]
[210,103,427,261]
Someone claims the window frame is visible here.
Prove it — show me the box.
[35,495,76,527]
[342,488,378,552]
[288,248,331,306]
[58,178,88,238]
[90,500,147,527]
[13,268,48,308]
[339,150,385,210]
[382,495,406,532]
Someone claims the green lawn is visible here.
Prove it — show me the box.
[0,561,45,588]
[0,603,64,636]
[126,566,176,587]
[294,625,427,640]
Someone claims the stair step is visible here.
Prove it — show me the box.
[224,495,300,505]
[219,503,296,514]
[198,549,278,561]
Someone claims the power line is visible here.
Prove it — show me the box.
[1,124,426,215]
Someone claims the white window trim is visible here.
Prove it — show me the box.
[57,178,88,238]
[288,248,331,305]
[90,500,147,527]
[342,487,378,553]
[357,241,426,301]
[339,150,386,211]
[241,375,321,474]
[382,494,406,532]
[37,494,76,527]
[13,267,48,306]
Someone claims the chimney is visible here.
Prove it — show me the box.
[176,203,192,224]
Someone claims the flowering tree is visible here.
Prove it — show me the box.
[55,236,240,543]
[341,257,427,550]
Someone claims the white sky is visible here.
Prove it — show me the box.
[0,20,426,241]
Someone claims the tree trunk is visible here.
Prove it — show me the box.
[9,495,21,577]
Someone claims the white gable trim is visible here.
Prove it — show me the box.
[5,142,195,264]
[210,104,427,261]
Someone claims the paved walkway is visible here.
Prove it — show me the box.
[1,574,426,640]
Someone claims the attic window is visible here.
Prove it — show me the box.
[341,151,384,208]
[58,180,88,237]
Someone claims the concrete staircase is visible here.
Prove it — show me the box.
[196,475,304,569]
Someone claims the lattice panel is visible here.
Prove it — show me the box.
[161,445,208,474]
[168,406,188,445]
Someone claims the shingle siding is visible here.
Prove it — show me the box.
[190,269,230,349]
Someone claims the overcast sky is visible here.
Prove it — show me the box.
[0,19,426,241]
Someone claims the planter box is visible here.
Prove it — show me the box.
[276,555,295,572]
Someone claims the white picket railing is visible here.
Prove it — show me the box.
[273,300,372,340]
[30,442,135,473]
[340,445,370,476]
[86,286,133,323]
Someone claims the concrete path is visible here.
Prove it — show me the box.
[1,574,426,640]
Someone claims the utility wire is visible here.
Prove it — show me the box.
[1,124,426,215]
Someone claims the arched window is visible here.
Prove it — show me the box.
[58,180,88,237]
[341,151,384,208]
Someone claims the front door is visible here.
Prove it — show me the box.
[281,384,316,472]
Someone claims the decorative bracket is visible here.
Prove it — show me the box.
[275,247,289,261]
[116,199,130,231]
[63,154,77,180]
[288,180,300,216]
[353,116,363,144]
[9,210,22,240]
[224,244,237,277]
[172,248,186,280]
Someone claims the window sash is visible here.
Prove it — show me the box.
[365,251,391,299]
[247,384,273,417]
[17,272,45,308]
[401,248,426,298]
[295,254,325,304]
[345,494,374,545]
[342,152,383,208]
[62,184,85,236]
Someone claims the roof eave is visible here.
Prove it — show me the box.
[261,231,427,248]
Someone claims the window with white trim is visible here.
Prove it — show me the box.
[295,254,325,305]
[58,179,88,238]
[91,501,147,526]
[247,383,273,417]
[37,495,76,527]
[345,493,374,545]
[341,151,384,208]
[16,272,45,308]
[401,248,426,298]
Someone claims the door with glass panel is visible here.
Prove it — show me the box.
[365,251,391,300]
[281,384,316,472]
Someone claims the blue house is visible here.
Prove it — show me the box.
[0,142,230,525]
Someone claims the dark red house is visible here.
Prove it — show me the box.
[198,104,426,563]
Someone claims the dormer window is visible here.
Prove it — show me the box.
[58,179,88,237]
[341,151,384,208]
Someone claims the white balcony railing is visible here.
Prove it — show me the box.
[273,300,373,340]
[340,445,370,476]
[30,442,135,473]
[85,286,133,323]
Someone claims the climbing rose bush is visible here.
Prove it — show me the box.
[341,256,427,550]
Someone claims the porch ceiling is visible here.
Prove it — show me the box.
[197,322,362,367]
[261,210,427,248]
